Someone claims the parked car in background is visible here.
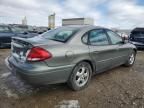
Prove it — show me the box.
[35,26,50,34]
[5,25,137,91]
[0,24,15,48]
[0,24,37,48]
[129,28,144,49]
[11,25,38,37]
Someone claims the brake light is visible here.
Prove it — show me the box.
[27,47,52,61]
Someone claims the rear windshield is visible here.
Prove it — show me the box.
[40,27,79,42]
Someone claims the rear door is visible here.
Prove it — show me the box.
[105,29,129,65]
[88,29,120,73]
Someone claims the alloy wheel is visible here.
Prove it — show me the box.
[129,53,135,65]
[74,65,90,87]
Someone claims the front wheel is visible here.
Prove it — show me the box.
[124,51,136,67]
[68,62,92,91]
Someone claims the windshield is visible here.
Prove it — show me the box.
[40,27,79,42]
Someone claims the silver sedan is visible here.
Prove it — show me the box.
[5,25,137,91]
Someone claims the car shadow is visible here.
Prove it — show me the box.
[3,65,131,98]
[4,73,71,96]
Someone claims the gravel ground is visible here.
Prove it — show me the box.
[0,49,144,108]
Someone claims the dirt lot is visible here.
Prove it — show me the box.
[0,49,144,108]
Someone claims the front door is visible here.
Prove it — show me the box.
[105,29,130,65]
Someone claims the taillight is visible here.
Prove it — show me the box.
[27,47,52,61]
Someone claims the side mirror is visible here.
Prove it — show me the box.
[122,36,128,43]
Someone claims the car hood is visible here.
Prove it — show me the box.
[11,36,64,62]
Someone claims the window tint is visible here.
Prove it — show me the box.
[106,30,122,44]
[89,29,109,45]
[0,26,9,32]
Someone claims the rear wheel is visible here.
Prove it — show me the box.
[124,51,136,66]
[68,62,92,91]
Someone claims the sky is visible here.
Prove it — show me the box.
[0,0,144,29]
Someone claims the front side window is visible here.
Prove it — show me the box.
[89,29,109,45]
[40,27,79,42]
[106,30,123,44]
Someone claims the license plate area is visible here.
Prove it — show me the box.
[11,42,28,61]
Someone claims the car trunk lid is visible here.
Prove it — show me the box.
[11,36,63,62]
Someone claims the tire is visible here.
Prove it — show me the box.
[124,51,136,67]
[68,61,92,91]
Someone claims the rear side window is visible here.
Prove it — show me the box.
[82,33,88,44]
[89,29,109,45]
[0,26,10,32]
[106,30,123,44]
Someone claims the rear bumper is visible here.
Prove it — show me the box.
[5,56,74,85]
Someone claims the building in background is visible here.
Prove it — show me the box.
[62,18,94,26]
[22,16,27,25]
[48,13,55,29]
